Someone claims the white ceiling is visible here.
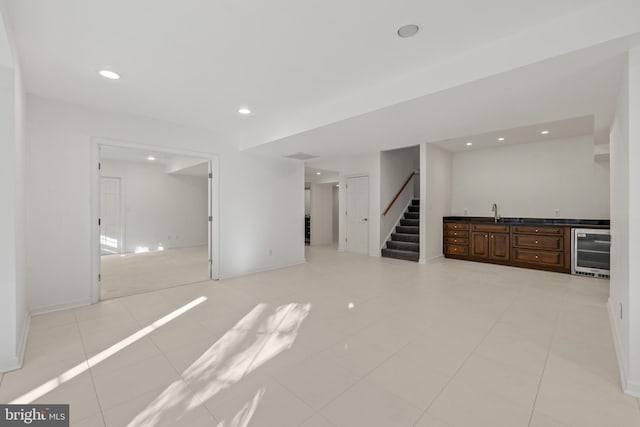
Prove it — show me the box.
[250,40,630,160]
[304,167,339,184]
[430,115,594,153]
[100,145,209,176]
[3,0,639,159]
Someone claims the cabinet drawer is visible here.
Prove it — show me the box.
[445,223,469,231]
[512,225,563,235]
[445,244,468,256]
[512,234,563,250]
[445,230,469,238]
[472,224,509,233]
[445,237,469,245]
[512,248,563,267]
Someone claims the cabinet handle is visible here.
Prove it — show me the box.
[535,241,539,244]
[535,229,539,232]
[485,235,488,238]
[454,233,457,236]
[535,255,539,259]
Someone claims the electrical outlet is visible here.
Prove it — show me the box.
[554,209,560,217]
[463,208,468,215]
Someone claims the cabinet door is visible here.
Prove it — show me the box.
[490,233,510,261]
[471,232,489,258]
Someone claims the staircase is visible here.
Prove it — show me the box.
[381,199,420,262]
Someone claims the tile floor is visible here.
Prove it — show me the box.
[101,245,209,299]
[2,246,639,427]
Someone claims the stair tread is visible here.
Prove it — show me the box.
[396,225,419,234]
[387,241,419,252]
[381,248,420,262]
[391,233,419,242]
[383,248,419,255]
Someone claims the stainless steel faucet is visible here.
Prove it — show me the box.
[491,203,500,222]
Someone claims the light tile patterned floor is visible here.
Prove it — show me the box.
[101,245,209,300]
[2,246,638,427]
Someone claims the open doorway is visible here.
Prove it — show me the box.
[304,167,339,249]
[96,144,215,299]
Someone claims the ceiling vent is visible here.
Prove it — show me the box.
[284,152,319,160]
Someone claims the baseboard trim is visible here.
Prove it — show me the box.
[219,259,307,280]
[16,312,30,371]
[0,313,30,374]
[0,355,21,373]
[30,297,93,316]
[625,379,640,398]
[607,298,640,398]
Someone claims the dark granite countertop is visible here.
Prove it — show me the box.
[443,216,610,228]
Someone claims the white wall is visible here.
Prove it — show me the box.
[13,53,26,371]
[332,185,339,244]
[26,96,304,313]
[101,159,208,253]
[309,152,381,256]
[380,146,419,247]
[425,144,452,260]
[0,10,27,372]
[0,65,17,371]
[609,49,640,398]
[628,48,640,397]
[310,183,334,245]
[451,135,610,219]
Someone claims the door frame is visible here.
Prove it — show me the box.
[90,137,220,304]
[345,174,370,255]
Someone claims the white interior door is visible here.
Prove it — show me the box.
[100,177,123,255]
[346,176,369,255]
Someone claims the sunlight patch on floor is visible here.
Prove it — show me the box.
[126,303,311,427]
[10,296,207,405]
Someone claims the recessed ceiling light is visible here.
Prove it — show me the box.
[146,156,156,161]
[541,130,550,135]
[498,137,505,141]
[316,172,321,175]
[99,70,120,80]
[466,142,473,146]
[397,24,420,38]
[238,107,252,115]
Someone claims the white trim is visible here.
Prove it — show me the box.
[219,259,306,280]
[15,312,29,369]
[30,298,93,316]
[0,312,32,373]
[90,137,221,303]
[380,198,415,250]
[607,298,640,398]
[0,356,21,374]
[210,156,220,280]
